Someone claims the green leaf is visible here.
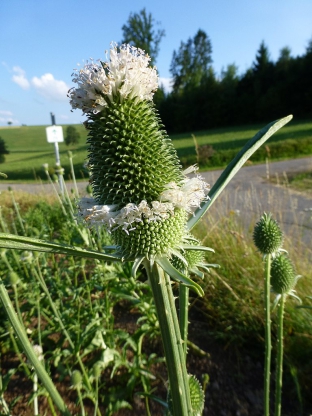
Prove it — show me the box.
[0,233,122,262]
[187,115,293,231]
[182,245,214,253]
[155,256,204,297]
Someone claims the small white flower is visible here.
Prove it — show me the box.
[160,166,209,212]
[69,43,158,114]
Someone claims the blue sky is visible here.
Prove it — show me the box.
[1,0,312,127]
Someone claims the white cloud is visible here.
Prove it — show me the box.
[12,66,30,90]
[0,110,13,117]
[31,73,69,102]
[59,114,69,120]
[159,77,173,93]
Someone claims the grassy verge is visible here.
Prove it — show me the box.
[0,119,311,182]
[0,186,311,414]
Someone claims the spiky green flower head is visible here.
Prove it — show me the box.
[70,43,209,260]
[271,254,298,294]
[253,212,284,255]
[167,374,204,416]
[170,234,216,277]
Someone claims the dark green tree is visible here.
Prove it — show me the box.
[121,8,165,66]
[65,126,80,146]
[253,41,273,74]
[170,29,213,94]
[0,137,9,163]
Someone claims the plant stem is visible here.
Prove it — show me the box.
[33,372,39,416]
[274,294,285,416]
[264,254,272,416]
[144,260,192,415]
[179,284,189,359]
[0,280,70,416]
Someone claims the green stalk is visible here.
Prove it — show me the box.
[0,280,70,416]
[274,294,285,416]
[179,284,189,358]
[144,260,192,416]
[68,151,80,199]
[264,254,272,416]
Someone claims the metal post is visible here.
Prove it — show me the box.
[50,113,64,194]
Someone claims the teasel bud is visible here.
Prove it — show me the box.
[170,235,205,272]
[253,212,284,255]
[71,370,82,388]
[71,44,209,261]
[92,361,102,379]
[7,271,20,285]
[271,254,297,294]
[167,374,204,416]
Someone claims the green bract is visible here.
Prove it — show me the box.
[87,98,183,208]
[253,212,284,255]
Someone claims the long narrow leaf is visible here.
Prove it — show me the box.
[0,233,122,262]
[155,256,204,297]
[187,115,293,230]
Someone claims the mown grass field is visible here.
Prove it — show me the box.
[0,118,311,182]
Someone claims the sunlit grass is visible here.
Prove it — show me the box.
[1,119,312,181]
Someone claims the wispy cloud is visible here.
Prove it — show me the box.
[0,110,19,125]
[31,73,69,102]
[12,66,30,90]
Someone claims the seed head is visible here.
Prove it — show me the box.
[253,213,283,254]
[271,254,297,294]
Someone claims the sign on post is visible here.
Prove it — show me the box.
[46,126,64,143]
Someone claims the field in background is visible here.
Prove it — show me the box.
[0,118,311,181]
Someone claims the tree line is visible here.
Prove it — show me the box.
[121,9,312,133]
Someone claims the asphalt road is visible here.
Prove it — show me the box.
[1,156,312,243]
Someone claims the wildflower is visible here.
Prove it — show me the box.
[70,42,210,278]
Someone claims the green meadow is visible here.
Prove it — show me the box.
[0,118,311,182]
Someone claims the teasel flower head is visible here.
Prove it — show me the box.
[253,212,284,255]
[270,253,301,307]
[70,43,210,291]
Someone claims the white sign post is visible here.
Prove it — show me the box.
[46,125,64,193]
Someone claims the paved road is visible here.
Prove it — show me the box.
[1,157,312,243]
[200,157,312,245]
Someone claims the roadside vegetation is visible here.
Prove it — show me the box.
[0,177,311,414]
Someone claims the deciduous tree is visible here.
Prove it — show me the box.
[0,137,9,163]
[170,29,213,94]
[65,126,80,146]
[121,8,165,66]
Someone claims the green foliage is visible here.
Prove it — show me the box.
[0,137,9,163]
[65,125,80,146]
[170,29,212,94]
[121,8,165,66]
